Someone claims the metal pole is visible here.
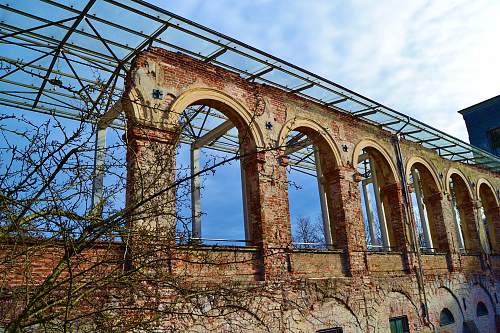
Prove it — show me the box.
[411,168,434,251]
[314,148,333,247]
[190,146,201,240]
[370,159,390,249]
[361,179,379,247]
[91,125,106,212]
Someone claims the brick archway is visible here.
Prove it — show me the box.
[446,169,481,253]
[353,140,406,252]
[406,158,450,253]
[169,87,266,150]
[477,180,500,253]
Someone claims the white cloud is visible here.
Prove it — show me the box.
[153,0,500,141]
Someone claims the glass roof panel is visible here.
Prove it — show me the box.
[334,99,368,113]
[161,27,220,58]
[0,0,498,172]
[2,1,74,22]
[303,85,344,103]
[215,49,264,75]
[260,68,307,90]
[91,0,161,37]
[47,0,89,11]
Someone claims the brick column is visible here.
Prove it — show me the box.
[325,167,368,276]
[460,201,482,252]
[485,206,500,253]
[440,195,462,271]
[126,125,179,240]
[241,150,291,280]
[381,183,415,272]
[424,192,458,271]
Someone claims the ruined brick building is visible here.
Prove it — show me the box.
[122,48,500,332]
[1,1,500,332]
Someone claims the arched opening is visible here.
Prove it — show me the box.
[439,308,455,326]
[176,100,259,246]
[478,182,500,253]
[407,161,448,253]
[448,172,481,253]
[282,126,340,249]
[357,146,401,251]
[476,301,488,317]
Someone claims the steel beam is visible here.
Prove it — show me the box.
[192,120,234,149]
[284,138,312,155]
[326,97,348,106]
[370,159,390,248]
[32,0,97,109]
[190,146,201,239]
[246,66,273,81]
[290,82,314,93]
[91,125,107,212]
[204,47,227,62]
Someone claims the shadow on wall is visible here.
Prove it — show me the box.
[428,285,496,333]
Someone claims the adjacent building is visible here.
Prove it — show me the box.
[459,95,500,157]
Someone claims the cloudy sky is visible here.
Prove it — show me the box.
[145,0,500,242]
[151,0,500,141]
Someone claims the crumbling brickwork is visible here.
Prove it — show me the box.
[2,47,499,332]
[119,48,500,332]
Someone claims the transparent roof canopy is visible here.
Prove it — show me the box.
[0,0,499,172]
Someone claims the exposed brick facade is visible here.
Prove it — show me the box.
[118,48,500,332]
[2,48,500,332]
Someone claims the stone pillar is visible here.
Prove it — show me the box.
[242,150,292,280]
[325,167,368,276]
[424,192,458,271]
[485,206,500,253]
[460,201,482,252]
[126,125,179,241]
[381,183,414,272]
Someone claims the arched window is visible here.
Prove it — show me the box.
[439,308,455,326]
[176,104,255,246]
[408,162,448,253]
[357,147,400,251]
[448,173,481,253]
[476,301,488,317]
[282,127,339,249]
[478,182,500,253]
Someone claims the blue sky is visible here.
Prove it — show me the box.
[141,0,500,243]
[3,0,499,244]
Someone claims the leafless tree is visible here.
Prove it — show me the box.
[0,61,317,332]
[292,216,326,249]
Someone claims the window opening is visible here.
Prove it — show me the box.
[286,130,329,249]
[409,168,433,252]
[389,315,409,333]
[476,301,488,317]
[439,308,455,326]
[358,150,390,251]
[449,179,466,253]
[176,105,247,246]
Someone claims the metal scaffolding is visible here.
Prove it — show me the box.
[0,0,499,174]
